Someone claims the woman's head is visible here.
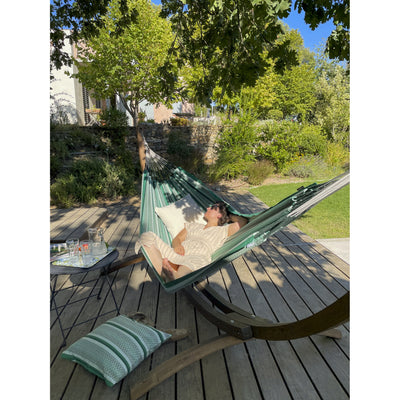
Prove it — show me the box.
[208,201,230,226]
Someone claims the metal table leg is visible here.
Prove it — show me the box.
[50,275,67,347]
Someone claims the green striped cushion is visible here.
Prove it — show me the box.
[61,315,171,387]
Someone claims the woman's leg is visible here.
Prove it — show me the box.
[162,258,192,281]
[143,244,163,275]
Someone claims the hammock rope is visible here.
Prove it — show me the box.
[138,139,350,293]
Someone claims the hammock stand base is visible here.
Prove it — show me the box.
[128,268,349,399]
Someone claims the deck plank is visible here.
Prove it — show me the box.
[176,291,204,400]
[50,207,107,243]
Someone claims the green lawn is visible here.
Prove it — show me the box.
[249,180,350,239]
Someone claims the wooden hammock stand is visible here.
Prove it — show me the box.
[112,133,350,399]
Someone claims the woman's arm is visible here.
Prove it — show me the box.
[227,222,240,236]
[172,228,188,255]
[227,215,248,236]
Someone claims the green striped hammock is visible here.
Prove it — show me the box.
[138,142,349,293]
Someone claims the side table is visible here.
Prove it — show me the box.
[50,249,119,347]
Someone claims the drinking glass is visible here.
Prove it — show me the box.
[80,240,92,266]
[66,239,79,262]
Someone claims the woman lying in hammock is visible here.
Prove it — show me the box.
[135,202,248,281]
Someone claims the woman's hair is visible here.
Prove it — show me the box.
[214,201,230,226]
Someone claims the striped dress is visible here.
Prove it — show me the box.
[135,223,229,271]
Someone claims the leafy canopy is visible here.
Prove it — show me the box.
[160,0,298,103]
[73,0,177,125]
[159,0,349,104]
[50,0,137,74]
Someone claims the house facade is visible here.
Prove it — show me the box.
[50,31,194,126]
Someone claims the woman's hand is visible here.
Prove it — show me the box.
[173,244,185,255]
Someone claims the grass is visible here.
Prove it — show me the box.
[249,180,349,239]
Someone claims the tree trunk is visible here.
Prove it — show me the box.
[137,126,146,172]
[117,93,146,171]
[129,99,146,171]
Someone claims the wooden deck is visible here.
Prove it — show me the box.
[50,189,349,400]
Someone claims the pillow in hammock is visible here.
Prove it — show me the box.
[61,315,171,387]
[155,194,205,238]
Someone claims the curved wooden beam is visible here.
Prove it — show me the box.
[185,283,349,341]
[130,335,244,400]
[238,292,349,341]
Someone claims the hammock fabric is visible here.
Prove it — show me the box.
[138,142,349,293]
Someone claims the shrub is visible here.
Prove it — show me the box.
[246,160,275,185]
[323,141,350,168]
[257,121,301,171]
[170,117,189,126]
[257,121,330,172]
[100,108,129,146]
[210,108,258,180]
[100,108,129,128]
[283,155,330,178]
[268,109,283,121]
[138,111,146,123]
[297,125,327,157]
[50,158,136,207]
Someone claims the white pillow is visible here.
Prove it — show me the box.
[155,194,205,238]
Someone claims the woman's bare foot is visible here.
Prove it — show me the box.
[161,258,177,281]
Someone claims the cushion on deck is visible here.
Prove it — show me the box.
[155,194,205,237]
[61,315,171,387]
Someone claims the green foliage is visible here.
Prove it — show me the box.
[210,108,258,180]
[170,117,189,126]
[313,64,350,146]
[50,158,136,207]
[100,108,129,129]
[257,121,302,171]
[138,111,146,122]
[246,160,275,186]
[161,0,297,103]
[100,108,129,147]
[194,104,209,117]
[257,121,330,171]
[323,141,350,169]
[73,0,177,126]
[268,109,283,121]
[282,155,331,178]
[297,125,327,157]
[272,62,317,120]
[50,126,139,206]
[294,0,349,61]
[50,0,135,73]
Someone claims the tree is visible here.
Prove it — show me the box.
[160,0,298,103]
[73,0,177,128]
[314,65,349,145]
[50,0,137,76]
[158,0,349,105]
[272,62,317,120]
[243,27,317,120]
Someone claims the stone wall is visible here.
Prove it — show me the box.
[126,124,223,164]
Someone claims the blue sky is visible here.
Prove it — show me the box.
[281,7,334,52]
[151,1,334,53]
